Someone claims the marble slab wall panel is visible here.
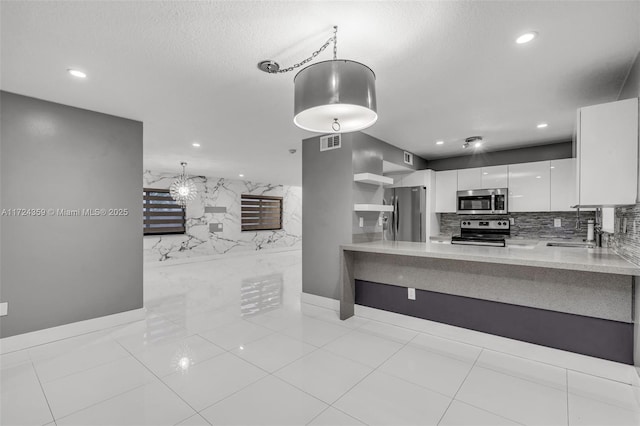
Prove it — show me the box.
[612,204,640,267]
[143,170,302,262]
[438,211,595,240]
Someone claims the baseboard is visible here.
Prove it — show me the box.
[301,292,339,311]
[0,308,146,354]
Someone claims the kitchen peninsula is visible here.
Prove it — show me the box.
[340,240,640,364]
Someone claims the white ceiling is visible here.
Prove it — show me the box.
[2,1,639,186]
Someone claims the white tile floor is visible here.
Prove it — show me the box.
[2,249,640,425]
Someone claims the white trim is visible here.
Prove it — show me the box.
[301,292,339,311]
[0,308,145,354]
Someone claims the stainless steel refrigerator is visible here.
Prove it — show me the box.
[383,186,427,242]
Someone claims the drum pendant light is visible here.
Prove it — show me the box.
[258,26,377,133]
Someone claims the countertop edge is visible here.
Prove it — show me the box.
[340,242,640,276]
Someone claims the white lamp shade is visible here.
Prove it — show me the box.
[294,60,377,133]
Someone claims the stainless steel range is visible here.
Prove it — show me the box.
[451,220,510,247]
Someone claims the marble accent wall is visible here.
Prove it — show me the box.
[438,211,595,240]
[144,170,302,262]
[612,204,640,266]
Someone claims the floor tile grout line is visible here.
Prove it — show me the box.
[29,360,57,426]
[52,381,150,424]
[436,348,483,426]
[113,338,206,425]
[446,400,528,426]
[321,328,420,423]
[31,347,133,387]
[304,405,333,426]
[355,309,638,386]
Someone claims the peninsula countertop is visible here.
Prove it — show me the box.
[340,240,640,276]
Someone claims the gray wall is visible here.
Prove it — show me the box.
[302,134,354,300]
[302,132,426,300]
[426,141,573,171]
[0,91,143,338]
[360,132,428,171]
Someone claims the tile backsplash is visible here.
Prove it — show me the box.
[611,203,640,267]
[438,211,596,240]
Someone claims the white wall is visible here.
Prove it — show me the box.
[143,170,301,262]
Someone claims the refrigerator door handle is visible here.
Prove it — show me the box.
[395,195,399,236]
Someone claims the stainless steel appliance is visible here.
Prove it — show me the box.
[383,186,426,242]
[456,188,508,215]
[451,220,510,247]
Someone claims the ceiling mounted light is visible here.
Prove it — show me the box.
[170,162,197,207]
[463,136,483,149]
[67,69,87,78]
[516,32,537,44]
[258,26,377,133]
[192,142,201,147]
[239,174,244,178]
[436,140,444,145]
[537,123,548,128]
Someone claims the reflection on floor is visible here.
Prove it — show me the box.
[2,249,639,425]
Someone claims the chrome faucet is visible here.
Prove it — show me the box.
[594,208,603,247]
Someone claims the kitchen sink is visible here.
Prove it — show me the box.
[546,242,595,248]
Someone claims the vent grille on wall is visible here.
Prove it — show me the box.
[404,151,414,165]
[320,134,341,151]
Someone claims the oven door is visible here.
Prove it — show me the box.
[457,193,492,214]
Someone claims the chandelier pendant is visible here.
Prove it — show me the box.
[170,162,197,207]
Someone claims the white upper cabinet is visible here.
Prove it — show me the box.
[508,161,550,212]
[435,170,457,213]
[457,167,482,190]
[550,158,577,211]
[481,165,508,188]
[577,98,638,206]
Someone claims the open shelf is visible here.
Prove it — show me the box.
[354,204,394,212]
[353,173,394,186]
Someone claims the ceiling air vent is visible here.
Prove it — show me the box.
[320,134,341,152]
[403,151,414,165]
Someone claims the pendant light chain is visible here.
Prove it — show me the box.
[267,26,338,74]
[333,25,338,60]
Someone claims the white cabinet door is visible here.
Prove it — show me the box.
[550,158,577,211]
[435,170,457,213]
[481,165,508,188]
[457,168,482,190]
[578,98,638,206]
[508,161,550,212]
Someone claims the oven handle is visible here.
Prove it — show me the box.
[490,193,496,213]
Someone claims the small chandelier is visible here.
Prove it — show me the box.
[258,26,377,133]
[170,162,197,207]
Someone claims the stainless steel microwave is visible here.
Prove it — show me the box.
[456,188,508,215]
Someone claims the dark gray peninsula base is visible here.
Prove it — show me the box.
[340,241,640,365]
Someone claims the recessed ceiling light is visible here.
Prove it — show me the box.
[536,175,542,179]
[435,140,444,145]
[239,174,244,178]
[537,123,548,128]
[67,69,87,78]
[516,32,537,44]
[192,142,201,147]
[550,166,555,169]
[483,172,488,175]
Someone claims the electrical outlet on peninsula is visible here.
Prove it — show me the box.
[408,288,416,300]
